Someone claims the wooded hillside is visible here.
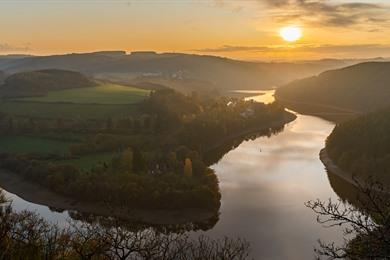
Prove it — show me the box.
[326,107,390,182]
[276,62,390,113]
[0,69,96,98]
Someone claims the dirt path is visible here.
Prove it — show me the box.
[320,149,390,194]
[320,149,356,185]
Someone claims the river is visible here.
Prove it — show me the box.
[1,90,345,259]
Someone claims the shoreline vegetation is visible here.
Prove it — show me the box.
[322,107,390,191]
[0,169,216,225]
[205,111,296,153]
[0,77,296,225]
[276,97,361,123]
[320,148,362,189]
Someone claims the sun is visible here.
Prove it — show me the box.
[280,26,302,42]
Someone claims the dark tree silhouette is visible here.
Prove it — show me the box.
[0,190,251,259]
[306,179,390,259]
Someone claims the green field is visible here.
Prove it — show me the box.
[0,136,114,170]
[0,102,138,120]
[64,152,114,170]
[0,83,147,120]
[16,84,150,105]
[0,83,145,170]
[0,136,73,155]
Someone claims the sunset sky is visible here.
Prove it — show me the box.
[1,0,390,60]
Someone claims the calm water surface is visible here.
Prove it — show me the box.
[199,113,341,259]
[1,91,344,259]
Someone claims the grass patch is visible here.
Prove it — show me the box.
[0,102,138,120]
[15,83,150,105]
[0,136,73,155]
[64,153,114,170]
[0,136,114,170]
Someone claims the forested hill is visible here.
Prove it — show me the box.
[0,51,347,93]
[276,62,390,113]
[326,107,390,183]
[0,69,96,98]
[0,71,5,83]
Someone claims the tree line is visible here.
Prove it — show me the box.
[326,106,390,185]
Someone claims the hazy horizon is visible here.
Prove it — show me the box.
[2,49,390,63]
[1,0,390,61]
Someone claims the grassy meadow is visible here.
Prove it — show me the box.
[0,101,137,120]
[64,152,114,170]
[0,136,73,155]
[0,83,149,170]
[15,83,150,105]
[0,83,149,120]
[0,136,114,170]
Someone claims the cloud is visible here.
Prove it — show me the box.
[215,0,389,28]
[0,42,31,52]
[260,0,388,27]
[259,0,290,7]
[195,44,390,56]
[302,44,390,54]
[195,45,271,53]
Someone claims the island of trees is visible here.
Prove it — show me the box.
[0,69,295,219]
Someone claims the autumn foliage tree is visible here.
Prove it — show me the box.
[184,158,193,177]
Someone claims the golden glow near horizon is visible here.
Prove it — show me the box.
[0,0,390,60]
[280,26,302,42]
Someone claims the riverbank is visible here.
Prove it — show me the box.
[277,97,361,123]
[206,110,297,154]
[320,148,390,194]
[0,169,217,225]
[320,149,356,185]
